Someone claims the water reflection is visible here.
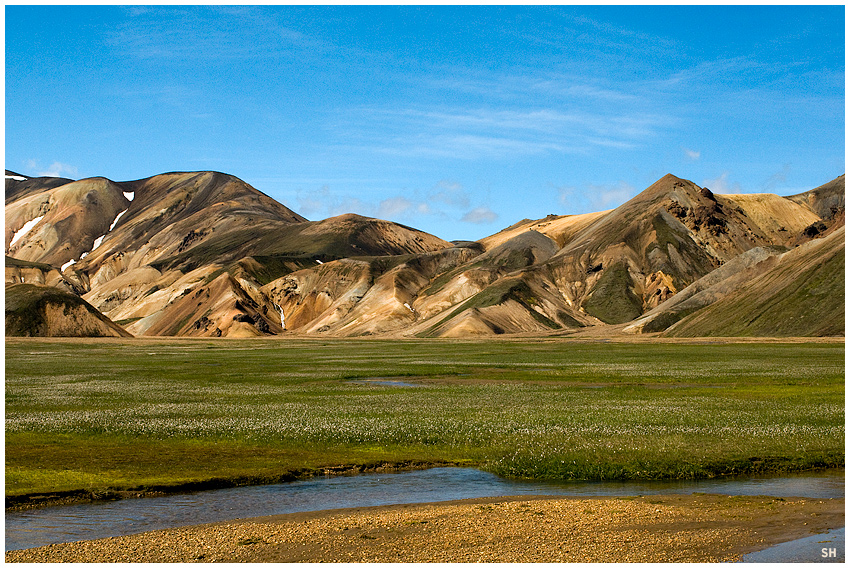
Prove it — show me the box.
[5,467,844,552]
[741,527,844,563]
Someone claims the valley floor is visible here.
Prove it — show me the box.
[6,337,844,503]
[6,493,843,562]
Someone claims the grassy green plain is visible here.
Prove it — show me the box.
[5,337,844,499]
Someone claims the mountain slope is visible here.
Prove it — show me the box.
[786,174,845,225]
[5,170,453,337]
[6,176,132,267]
[622,245,787,334]
[412,173,841,336]
[5,282,131,337]
[5,170,843,338]
[541,174,822,325]
[663,225,844,337]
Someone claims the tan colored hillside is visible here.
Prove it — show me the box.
[6,177,131,266]
[718,193,819,245]
[665,225,844,337]
[5,282,131,337]
[478,210,609,250]
[5,170,844,338]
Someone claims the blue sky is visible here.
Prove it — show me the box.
[5,5,845,241]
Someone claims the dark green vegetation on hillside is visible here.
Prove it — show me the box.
[582,263,643,324]
[667,240,845,337]
[4,255,53,271]
[5,284,131,338]
[5,338,844,503]
[421,278,561,336]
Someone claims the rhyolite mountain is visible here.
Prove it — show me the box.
[5,169,844,338]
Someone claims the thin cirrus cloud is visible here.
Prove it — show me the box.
[759,164,791,192]
[388,134,572,160]
[296,187,433,222]
[294,180,496,229]
[552,12,681,55]
[378,196,420,218]
[559,180,637,212]
[683,147,701,161]
[430,180,471,208]
[461,206,499,224]
[424,70,646,108]
[108,6,322,61]
[296,186,374,219]
[347,106,667,160]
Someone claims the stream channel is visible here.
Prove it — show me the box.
[6,467,844,559]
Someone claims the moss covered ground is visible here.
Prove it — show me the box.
[5,337,843,499]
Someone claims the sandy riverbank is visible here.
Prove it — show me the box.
[6,493,844,563]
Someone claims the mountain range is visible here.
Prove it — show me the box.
[5,169,844,338]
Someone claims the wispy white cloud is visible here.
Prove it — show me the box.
[759,164,791,192]
[297,185,374,219]
[379,196,437,218]
[296,185,438,224]
[461,206,498,224]
[27,160,78,178]
[683,147,701,161]
[378,196,415,218]
[429,180,470,208]
[559,12,680,52]
[588,181,637,210]
[534,81,641,104]
[410,134,571,160]
[109,6,323,62]
[119,84,198,110]
[295,185,332,218]
[423,68,652,112]
[559,180,637,212]
[658,57,761,89]
[515,11,680,66]
[330,197,373,217]
[703,172,742,194]
[345,105,669,160]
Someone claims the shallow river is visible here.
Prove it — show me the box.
[5,467,844,556]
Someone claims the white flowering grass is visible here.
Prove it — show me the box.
[5,338,844,495]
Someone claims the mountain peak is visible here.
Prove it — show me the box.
[5,169,843,339]
[659,173,685,183]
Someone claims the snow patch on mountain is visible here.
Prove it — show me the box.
[109,209,128,231]
[9,215,45,248]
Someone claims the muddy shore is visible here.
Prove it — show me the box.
[6,493,843,563]
[5,461,458,511]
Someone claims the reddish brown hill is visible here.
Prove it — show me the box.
[6,170,456,337]
[5,170,843,338]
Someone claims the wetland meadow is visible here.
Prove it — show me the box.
[5,337,844,504]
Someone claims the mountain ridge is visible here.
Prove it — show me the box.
[5,170,844,338]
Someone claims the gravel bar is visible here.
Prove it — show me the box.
[6,494,844,563]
